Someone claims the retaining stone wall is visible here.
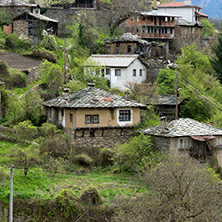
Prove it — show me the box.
[65,128,134,148]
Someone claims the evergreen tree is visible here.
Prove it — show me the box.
[211,33,222,83]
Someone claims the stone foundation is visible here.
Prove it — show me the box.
[65,128,134,148]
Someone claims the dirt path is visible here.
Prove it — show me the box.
[0,51,41,70]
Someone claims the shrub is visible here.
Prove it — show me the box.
[39,122,62,138]
[41,135,72,158]
[5,34,31,49]
[115,134,157,172]
[80,186,102,205]
[99,148,114,166]
[75,146,101,162]
[41,34,58,51]
[10,70,27,88]
[73,154,94,167]
[32,49,57,63]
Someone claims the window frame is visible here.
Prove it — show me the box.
[140,69,142,76]
[178,138,191,150]
[115,69,121,76]
[70,113,73,123]
[85,114,99,124]
[119,110,131,122]
[133,69,136,76]
[106,68,110,75]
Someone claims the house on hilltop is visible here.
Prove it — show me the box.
[0,0,40,18]
[83,54,148,90]
[43,84,147,148]
[141,118,222,166]
[155,0,208,23]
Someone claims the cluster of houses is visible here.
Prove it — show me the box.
[2,0,222,168]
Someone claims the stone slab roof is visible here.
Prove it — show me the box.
[175,18,202,27]
[13,12,59,23]
[147,95,184,106]
[0,0,37,7]
[141,118,222,137]
[83,54,141,68]
[140,11,181,17]
[44,86,147,109]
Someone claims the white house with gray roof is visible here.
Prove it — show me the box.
[83,54,148,90]
[141,118,222,166]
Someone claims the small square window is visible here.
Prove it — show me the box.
[115,69,121,76]
[70,114,73,123]
[85,115,99,124]
[127,45,132,53]
[119,110,131,122]
[133,69,136,76]
[85,115,91,124]
[106,68,110,75]
[93,115,99,123]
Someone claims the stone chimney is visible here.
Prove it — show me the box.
[184,0,192,6]
[209,121,214,126]
[160,116,168,132]
[62,88,70,96]
[125,91,130,100]
[156,0,160,5]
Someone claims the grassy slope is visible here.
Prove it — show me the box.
[0,140,146,204]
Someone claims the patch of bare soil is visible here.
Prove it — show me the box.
[0,51,41,70]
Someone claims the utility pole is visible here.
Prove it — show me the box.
[175,71,178,120]
[64,38,67,84]
[9,165,14,222]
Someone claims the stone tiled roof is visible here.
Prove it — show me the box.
[83,54,140,68]
[44,86,147,109]
[141,118,222,137]
[0,0,37,7]
[13,12,59,23]
[147,95,184,106]
[175,18,202,27]
[140,11,181,17]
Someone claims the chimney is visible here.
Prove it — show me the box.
[125,91,130,100]
[156,0,160,5]
[11,0,16,5]
[160,116,167,132]
[184,0,192,6]
[62,88,69,96]
[87,83,95,88]
[209,121,214,126]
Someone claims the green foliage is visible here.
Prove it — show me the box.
[99,148,114,166]
[80,186,102,205]
[13,120,38,142]
[200,18,215,37]
[155,68,177,95]
[5,34,32,50]
[40,60,63,90]
[115,134,157,172]
[10,146,38,176]
[41,34,58,51]
[0,10,11,26]
[176,43,212,74]
[32,48,57,63]
[39,122,62,138]
[73,153,95,167]
[211,32,222,84]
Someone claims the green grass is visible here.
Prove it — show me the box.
[0,140,146,204]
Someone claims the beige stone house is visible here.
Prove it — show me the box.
[44,84,146,148]
[141,118,222,166]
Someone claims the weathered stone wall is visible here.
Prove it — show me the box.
[151,135,171,151]
[0,6,32,18]
[65,128,134,148]
[13,20,28,36]
[146,59,164,83]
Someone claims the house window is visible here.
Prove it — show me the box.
[85,115,99,124]
[115,69,121,76]
[185,28,188,36]
[136,26,139,33]
[140,69,142,76]
[127,45,132,53]
[119,110,131,121]
[106,68,110,75]
[178,138,191,149]
[61,109,64,117]
[18,10,21,15]
[133,69,136,76]
[70,114,73,123]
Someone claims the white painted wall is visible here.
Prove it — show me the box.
[104,59,147,90]
[116,108,133,126]
[157,7,195,22]
[58,109,66,127]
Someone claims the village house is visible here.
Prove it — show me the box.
[50,0,96,9]
[155,0,208,23]
[141,118,222,167]
[83,54,148,90]
[146,94,185,120]
[4,11,59,44]
[43,84,147,148]
[104,33,166,59]
[0,0,40,18]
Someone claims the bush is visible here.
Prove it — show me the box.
[41,135,72,159]
[73,154,94,167]
[39,122,62,138]
[41,34,58,51]
[32,49,57,63]
[75,146,101,162]
[5,35,31,49]
[80,186,102,205]
[115,134,157,172]
[99,148,114,166]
